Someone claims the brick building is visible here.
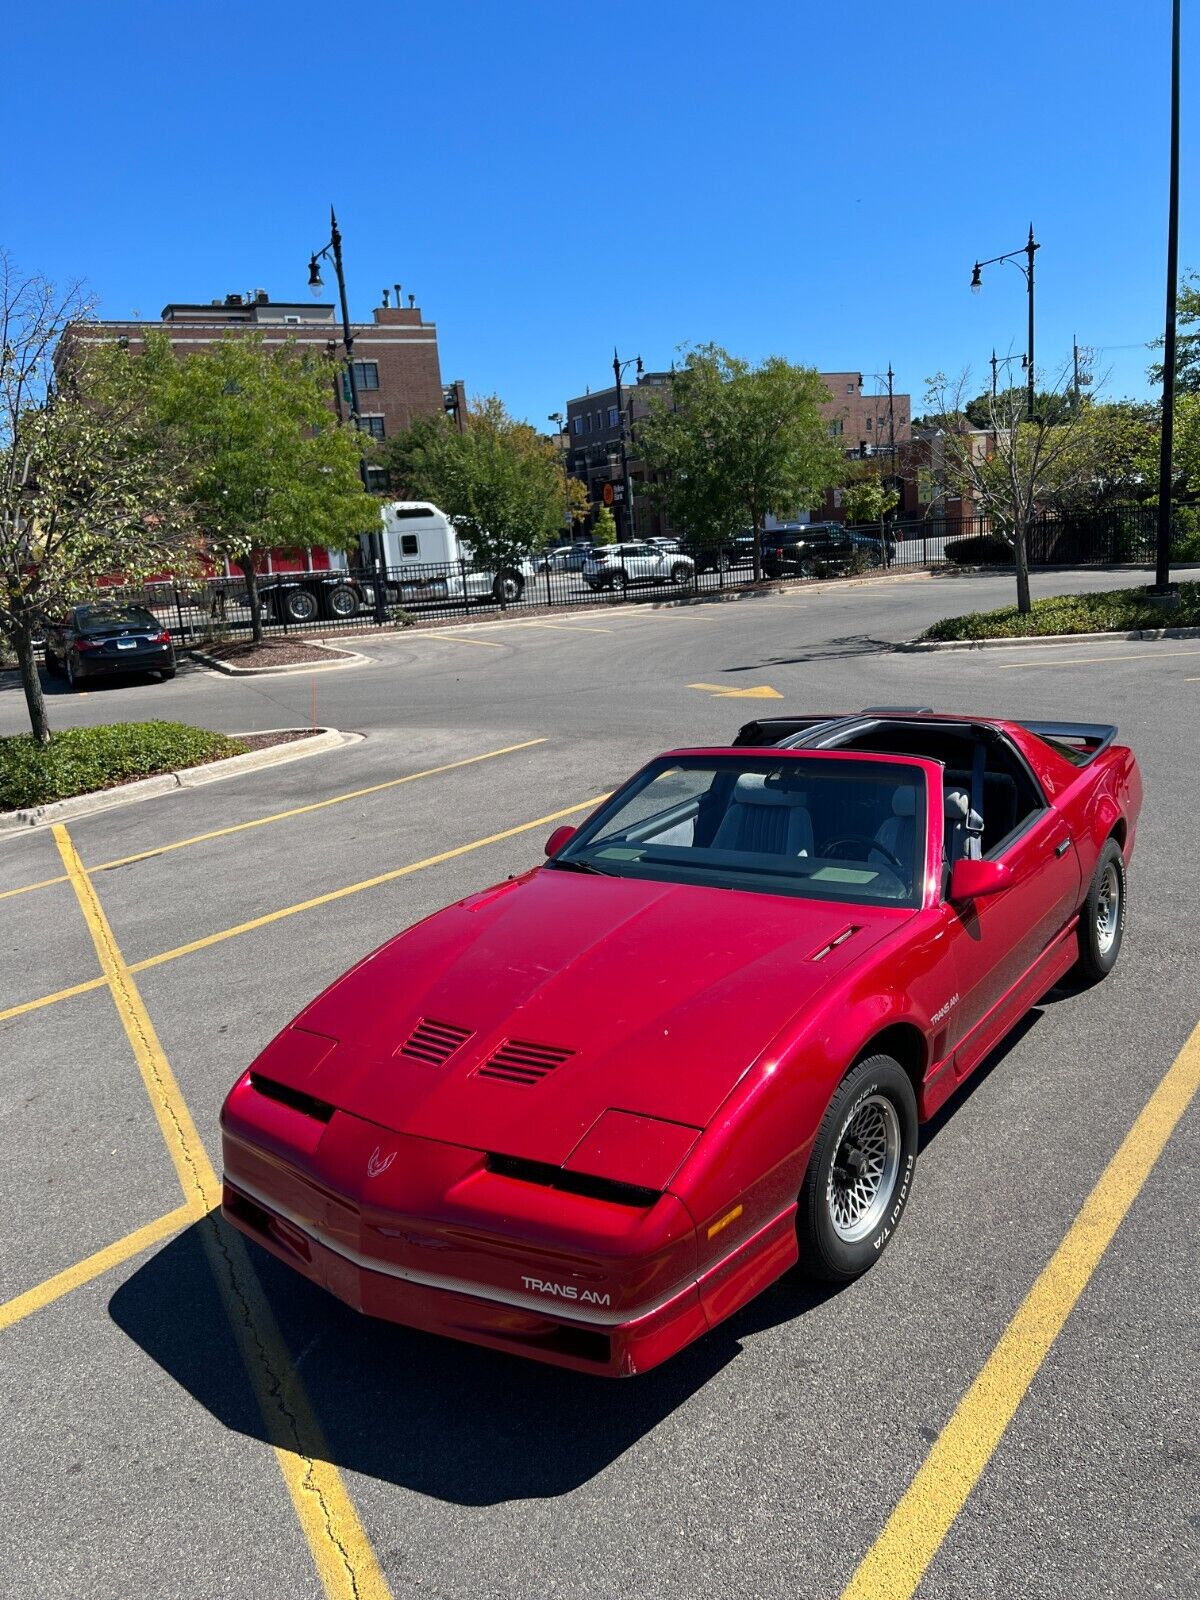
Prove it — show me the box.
[565,370,675,539]
[59,288,465,494]
[818,372,912,459]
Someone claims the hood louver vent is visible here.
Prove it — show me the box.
[398,1017,473,1066]
[476,1039,574,1086]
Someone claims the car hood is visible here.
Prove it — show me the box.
[275,868,908,1166]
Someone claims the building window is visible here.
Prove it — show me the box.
[586,413,592,432]
[284,315,301,325]
[846,382,855,394]
[608,406,619,427]
[360,416,386,441]
[865,417,872,430]
[352,361,380,391]
[828,418,844,437]
[573,416,583,434]
[365,466,389,493]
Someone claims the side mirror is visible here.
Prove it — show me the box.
[544,825,576,858]
[949,857,1014,902]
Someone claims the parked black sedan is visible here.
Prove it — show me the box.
[44,604,176,690]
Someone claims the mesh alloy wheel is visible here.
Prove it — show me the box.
[825,1094,902,1243]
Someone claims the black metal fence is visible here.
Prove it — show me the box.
[92,506,1189,644]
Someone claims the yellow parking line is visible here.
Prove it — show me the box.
[0,974,109,1025]
[518,621,613,634]
[840,1017,1200,1600]
[129,795,608,975]
[52,824,391,1600]
[0,872,72,903]
[0,739,548,899]
[998,648,1200,670]
[0,1204,196,1332]
[423,632,505,648]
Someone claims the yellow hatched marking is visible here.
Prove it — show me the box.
[0,1204,195,1332]
[52,825,392,1600]
[840,1018,1200,1600]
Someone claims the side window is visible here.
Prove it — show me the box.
[980,740,1046,856]
[400,535,419,556]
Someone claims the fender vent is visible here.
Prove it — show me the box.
[476,1039,574,1086]
[398,1017,473,1066]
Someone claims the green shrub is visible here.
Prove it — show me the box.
[0,721,248,811]
[943,534,1013,565]
[920,580,1200,641]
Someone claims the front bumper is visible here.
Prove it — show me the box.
[220,1075,796,1376]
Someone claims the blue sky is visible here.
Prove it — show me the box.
[4,1,1192,419]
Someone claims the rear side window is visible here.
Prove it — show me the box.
[400,535,419,556]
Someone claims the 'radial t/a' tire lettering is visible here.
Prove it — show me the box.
[798,1053,918,1282]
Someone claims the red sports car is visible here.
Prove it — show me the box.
[221,708,1141,1376]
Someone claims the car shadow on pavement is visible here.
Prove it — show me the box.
[109,1215,842,1504]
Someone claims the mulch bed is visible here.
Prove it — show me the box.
[195,637,353,668]
[236,729,322,751]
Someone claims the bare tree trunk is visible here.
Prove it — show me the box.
[751,509,762,582]
[11,614,51,743]
[238,556,265,644]
[1014,520,1032,613]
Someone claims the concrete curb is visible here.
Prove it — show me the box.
[189,641,370,675]
[0,726,361,834]
[899,624,1200,652]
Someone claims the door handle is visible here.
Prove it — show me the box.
[1054,836,1072,857]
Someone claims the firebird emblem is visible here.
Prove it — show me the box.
[366,1146,397,1179]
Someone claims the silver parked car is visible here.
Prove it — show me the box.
[582,542,695,591]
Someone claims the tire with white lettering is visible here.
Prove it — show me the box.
[798,1053,918,1282]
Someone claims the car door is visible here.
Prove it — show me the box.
[945,784,1080,1077]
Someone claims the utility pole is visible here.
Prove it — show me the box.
[1154,0,1181,595]
[612,348,642,541]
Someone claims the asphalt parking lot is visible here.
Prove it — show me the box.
[2,566,1197,1600]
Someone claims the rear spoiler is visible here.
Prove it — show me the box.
[1018,720,1117,763]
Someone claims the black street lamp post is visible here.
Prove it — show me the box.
[612,349,643,541]
[989,348,1027,400]
[1154,0,1182,595]
[971,225,1039,422]
[307,207,388,623]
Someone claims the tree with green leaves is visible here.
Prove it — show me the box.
[591,505,617,544]
[636,346,843,580]
[1147,270,1200,393]
[149,332,371,641]
[1,256,190,741]
[384,396,586,570]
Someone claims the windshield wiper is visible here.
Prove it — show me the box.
[548,857,613,876]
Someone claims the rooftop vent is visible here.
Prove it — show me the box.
[397,1017,473,1067]
[476,1039,574,1087]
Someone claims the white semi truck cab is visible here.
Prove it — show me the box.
[363,502,531,604]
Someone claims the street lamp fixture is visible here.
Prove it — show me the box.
[969,225,1039,420]
[305,206,388,622]
[612,348,642,540]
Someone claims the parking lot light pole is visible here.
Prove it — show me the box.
[971,225,1039,422]
[1153,0,1181,596]
[307,208,388,624]
[613,349,643,541]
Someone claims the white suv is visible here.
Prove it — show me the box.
[583,542,695,591]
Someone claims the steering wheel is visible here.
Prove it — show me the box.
[819,835,905,872]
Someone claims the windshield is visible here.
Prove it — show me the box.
[553,754,926,906]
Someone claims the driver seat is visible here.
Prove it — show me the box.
[712,774,814,856]
[870,786,916,872]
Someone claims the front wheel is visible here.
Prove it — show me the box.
[1075,839,1125,982]
[798,1054,918,1282]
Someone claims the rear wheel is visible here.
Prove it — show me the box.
[798,1054,918,1282]
[283,589,319,623]
[492,571,524,603]
[670,562,690,585]
[159,668,176,681]
[327,583,358,618]
[1075,839,1125,982]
